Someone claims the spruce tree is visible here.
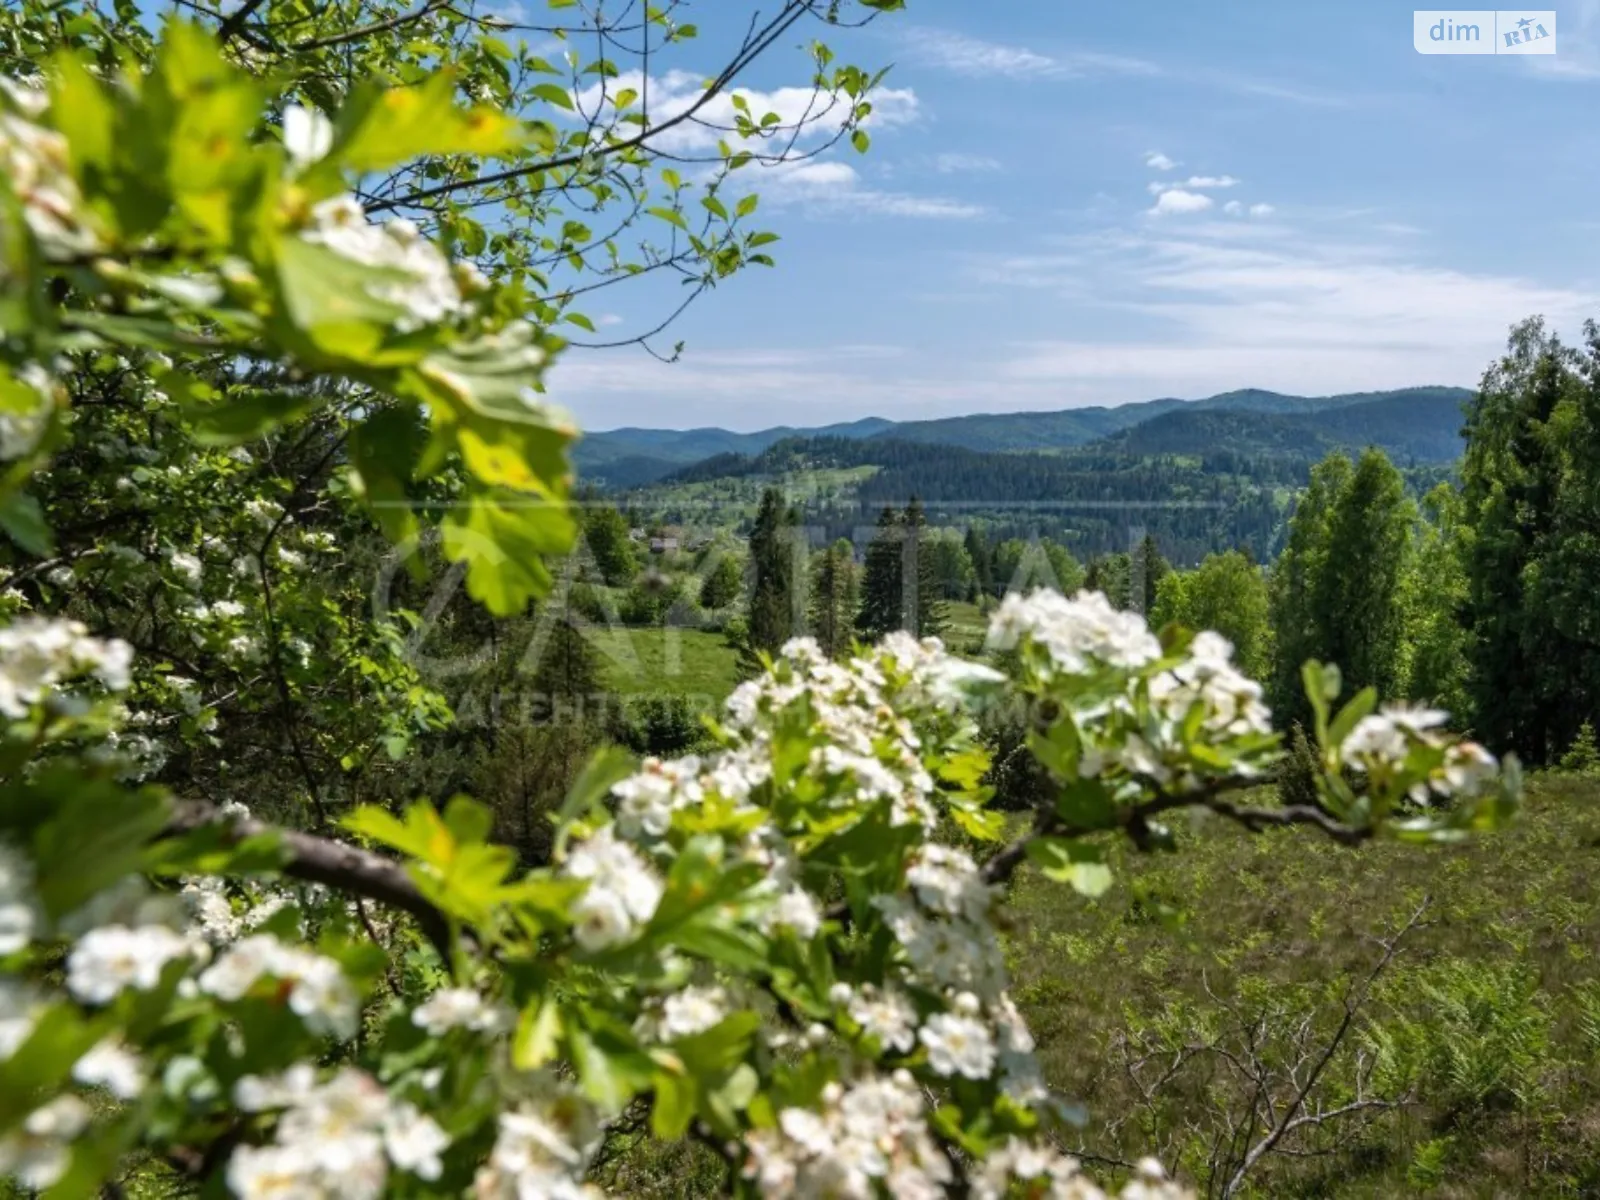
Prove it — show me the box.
[1133,533,1170,615]
[741,487,801,671]
[810,538,860,658]
[1268,449,1412,730]
[903,497,946,639]
[857,505,904,641]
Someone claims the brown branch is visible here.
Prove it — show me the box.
[1218,898,1430,1198]
[162,799,455,963]
[981,777,1375,890]
[367,0,818,213]
[290,0,451,51]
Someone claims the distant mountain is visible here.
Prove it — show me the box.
[573,417,895,485]
[1100,390,1469,463]
[573,387,1473,485]
[876,387,1471,453]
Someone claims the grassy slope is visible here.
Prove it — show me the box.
[586,627,741,701]
[1006,774,1600,1197]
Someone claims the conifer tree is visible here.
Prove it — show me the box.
[903,497,947,639]
[857,505,904,641]
[1133,533,1170,615]
[741,487,802,671]
[810,539,860,658]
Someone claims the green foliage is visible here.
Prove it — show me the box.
[809,538,859,659]
[1459,317,1600,763]
[698,548,743,611]
[740,487,801,666]
[1558,721,1600,775]
[583,502,638,588]
[1151,550,1272,679]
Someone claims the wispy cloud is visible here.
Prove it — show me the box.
[904,28,1161,79]
[974,227,1595,396]
[1145,151,1178,171]
[935,152,1002,174]
[757,160,985,220]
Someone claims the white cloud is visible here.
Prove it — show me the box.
[906,28,1161,79]
[1149,189,1214,216]
[977,228,1595,398]
[757,160,984,220]
[572,70,919,155]
[1223,200,1244,216]
[596,314,624,327]
[1145,151,1177,171]
[1249,203,1276,217]
[1182,175,1239,189]
[935,152,1002,174]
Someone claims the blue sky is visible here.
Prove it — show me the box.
[543,1,1600,432]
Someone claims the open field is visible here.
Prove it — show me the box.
[1007,773,1600,1197]
[586,626,742,702]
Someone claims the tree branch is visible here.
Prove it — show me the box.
[162,799,455,963]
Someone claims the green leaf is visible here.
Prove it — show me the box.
[184,390,318,445]
[647,206,689,232]
[1026,837,1114,897]
[331,75,528,172]
[1327,686,1378,751]
[513,995,563,1069]
[851,129,870,153]
[553,746,636,858]
[0,492,53,556]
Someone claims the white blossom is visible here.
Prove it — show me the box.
[0,1095,91,1191]
[919,1011,997,1079]
[282,103,333,168]
[198,934,359,1038]
[848,985,919,1053]
[0,839,41,954]
[0,616,134,716]
[66,923,192,1004]
[73,1038,146,1099]
[412,986,509,1036]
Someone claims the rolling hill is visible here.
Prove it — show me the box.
[573,386,1473,486]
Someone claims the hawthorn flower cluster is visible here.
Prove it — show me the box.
[0,615,133,718]
[229,1065,449,1198]
[301,195,490,333]
[1341,702,1499,802]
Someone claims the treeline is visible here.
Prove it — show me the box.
[718,317,1600,765]
[649,433,1446,563]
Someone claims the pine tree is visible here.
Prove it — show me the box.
[810,538,859,658]
[741,487,801,671]
[857,505,904,641]
[903,497,946,639]
[1133,533,1170,616]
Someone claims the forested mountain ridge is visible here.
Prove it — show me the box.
[1099,390,1468,462]
[577,385,1473,487]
